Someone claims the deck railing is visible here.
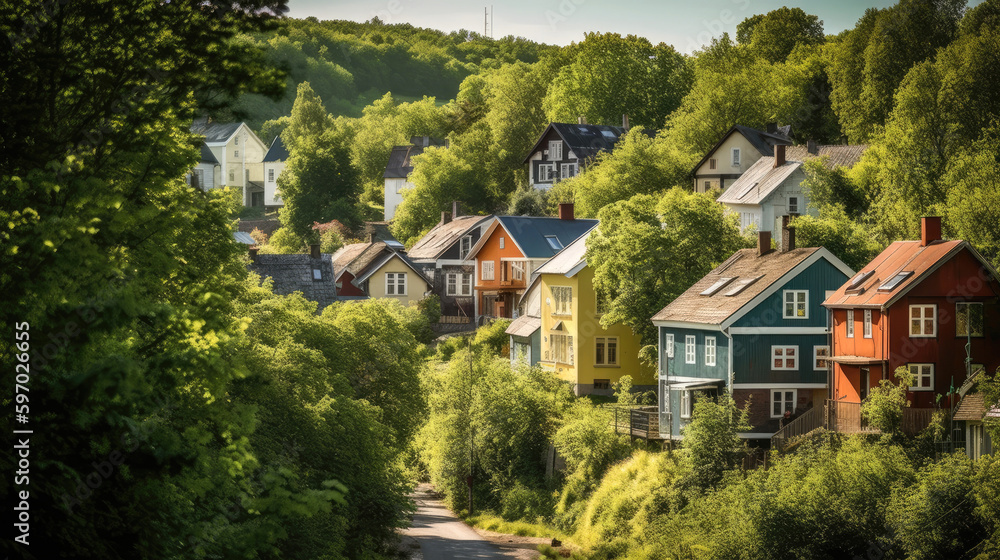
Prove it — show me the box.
[771,405,825,450]
[606,405,662,441]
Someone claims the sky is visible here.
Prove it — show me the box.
[287,0,983,54]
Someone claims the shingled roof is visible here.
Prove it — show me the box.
[264,135,289,162]
[408,215,491,261]
[199,144,218,164]
[332,241,389,280]
[691,124,793,175]
[784,144,867,168]
[652,246,850,327]
[191,119,243,144]
[521,122,656,164]
[249,253,337,310]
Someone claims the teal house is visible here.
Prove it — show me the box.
[651,227,853,442]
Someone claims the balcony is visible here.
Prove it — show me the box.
[772,400,936,450]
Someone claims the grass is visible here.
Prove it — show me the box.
[465,514,589,559]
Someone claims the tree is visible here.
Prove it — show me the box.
[792,207,884,272]
[681,392,750,490]
[737,7,824,63]
[586,189,750,349]
[862,366,913,435]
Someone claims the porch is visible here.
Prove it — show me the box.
[608,406,664,441]
[771,399,936,449]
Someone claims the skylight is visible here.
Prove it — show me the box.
[600,130,617,139]
[724,275,762,297]
[545,236,563,251]
[848,270,875,289]
[701,277,736,296]
[878,271,913,292]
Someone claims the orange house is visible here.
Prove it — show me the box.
[465,204,597,320]
[823,217,1000,409]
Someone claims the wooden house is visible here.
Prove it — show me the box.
[331,237,431,305]
[464,204,597,320]
[522,120,650,190]
[651,226,853,441]
[190,118,267,206]
[691,124,792,193]
[262,135,288,210]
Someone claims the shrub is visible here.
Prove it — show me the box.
[500,481,555,522]
[473,318,513,356]
[259,227,305,254]
[248,226,269,246]
[318,227,344,253]
[680,392,750,490]
[862,366,912,435]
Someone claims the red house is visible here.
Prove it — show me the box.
[822,217,1000,410]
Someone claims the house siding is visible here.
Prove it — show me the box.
[474,224,529,318]
[659,327,730,381]
[731,258,844,329]
[367,256,431,305]
[694,134,761,192]
[732,334,829,384]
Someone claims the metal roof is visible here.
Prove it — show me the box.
[264,135,289,162]
[484,216,598,260]
[506,314,541,338]
[716,158,801,206]
[190,120,243,144]
[233,231,256,245]
[407,215,492,261]
[533,228,594,277]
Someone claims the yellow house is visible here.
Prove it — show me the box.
[534,229,655,396]
[332,239,432,306]
[691,124,792,193]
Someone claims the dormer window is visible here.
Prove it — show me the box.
[548,141,563,161]
[545,236,563,251]
[459,235,472,259]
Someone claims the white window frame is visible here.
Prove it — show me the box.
[385,272,407,296]
[664,333,675,359]
[783,290,809,319]
[551,334,574,365]
[481,260,495,281]
[685,335,696,365]
[551,286,572,316]
[267,168,275,182]
[863,309,873,339]
[788,196,799,214]
[595,337,619,366]
[846,309,855,338]
[771,389,797,418]
[680,390,692,419]
[560,162,577,179]
[460,274,472,296]
[459,235,472,259]
[537,163,555,182]
[446,273,459,296]
[813,346,830,370]
[909,304,937,338]
[512,261,524,281]
[732,147,741,167]
[705,336,716,367]
[548,140,563,161]
[956,302,984,337]
[908,363,934,391]
[499,237,505,249]
[771,346,798,370]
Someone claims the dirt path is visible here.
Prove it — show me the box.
[403,485,543,560]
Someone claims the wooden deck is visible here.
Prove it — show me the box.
[772,400,937,449]
[609,406,663,441]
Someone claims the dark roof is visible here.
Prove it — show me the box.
[383,139,445,178]
[521,123,655,164]
[490,216,598,259]
[362,222,398,244]
[652,247,826,325]
[408,215,491,261]
[249,253,337,310]
[190,120,243,144]
[692,124,793,175]
[200,144,219,164]
[264,135,289,162]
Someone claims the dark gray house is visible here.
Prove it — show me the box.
[248,245,337,311]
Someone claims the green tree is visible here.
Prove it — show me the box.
[792,206,884,272]
[861,366,913,435]
[681,393,750,490]
[737,7,825,63]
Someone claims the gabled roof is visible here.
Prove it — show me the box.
[534,229,593,277]
[332,241,387,280]
[248,253,337,309]
[351,250,431,288]
[264,135,289,162]
[691,124,793,175]
[652,247,853,328]
[465,216,599,261]
[822,240,1000,310]
[784,144,867,169]
[716,158,801,206]
[506,314,541,338]
[384,143,438,178]
[522,123,654,164]
[407,215,492,261]
[199,144,219,164]
[191,120,244,144]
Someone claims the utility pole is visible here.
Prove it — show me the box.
[467,335,474,516]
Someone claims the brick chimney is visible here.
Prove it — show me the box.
[452,200,462,218]
[309,244,321,259]
[807,139,818,155]
[758,231,772,257]
[440,211,452,225]
[369,232,378,243]
[622,114,630,131]
[781,216,796,252]
[249,247,259,264]
[921,216,942,247]
[558,202,575,221]
[577,116,587,125]
[773,144,786,168]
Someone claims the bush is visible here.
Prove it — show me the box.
[248,226,269,246]
[680,392,750,490]
[259,226,305,254]
[500,481,555,523]
[319,227,344,253]
[554,400,631,483]
[862,366,911,435]
[473,318,513,355]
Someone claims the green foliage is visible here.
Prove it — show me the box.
[862,366,913,436]
[507,186,549,217]
[681,393,750,491]
[258,226,305,254]
[791,206,884,272]
[554,401,631,484]
[318,227,344,253]
[473,318,513,356]
[799,158,868,218]
[737,7,825,63]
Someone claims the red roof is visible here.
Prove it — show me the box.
[823,239,973,309]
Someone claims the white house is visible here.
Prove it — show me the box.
[263,135,288,209]
[190,118,268,207]
[691,124,793,193]
[383,136,446,221]
[522,120,648,191]
[188,144,219,191]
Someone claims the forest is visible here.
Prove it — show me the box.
[2,0,1000,559]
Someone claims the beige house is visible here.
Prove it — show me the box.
[331,238,432,306]
[190,118,268,207]
[692,124,793,193]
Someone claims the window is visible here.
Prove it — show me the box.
[956,302,984,337]
[551,286,572,315]
[481,260,495,281]
[548,140,563,161]
[664,334,675,359]
[545,235,563,251]
[700,277,735,296]
[772,390,796,418]
[705,337,716,366]
[234,137,239,146]
[910,304,936,337]
[724,275,762,296]
[560,162,577,179]
[685,335,696,364]
[783,290,808,319]
[192,169,204,190]
[879,271,914,292]
[550,334,574,364]
[863,309,873,338]
[909,363,934,391]
[772,346,798,370]
[732,148,741,166]
[594,379,610,390]
[512,262,524,281]
[848,270,875,290]
[446,273,471,296]
[814,346,830,370]
[268,169,275,182]
[312,268,322,281]
[459,236,472,259]
[499,237,505,249]
[846,309,855,338]
[788,196,799,214]
[709,158,717,170]
[537,163,555,182]
[234,150,239,158]
[595,337,618,366]
[395,179,404,194]
[385,272,407,296]
[680,390,692,419]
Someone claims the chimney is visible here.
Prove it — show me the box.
[369,232,378,243]
[309,244,320,259]
[249,247,259,264]
[807,139,818,155]
[921,216,942,246]
[758,231,772,257]
[622,114,630,131]
[781,217,796,252]
[766,122,777,134]
[577,116,587,125]
[558,203,575,221]
[441,211,452,225]
[452,200,462,218]
[773,144,786,168]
